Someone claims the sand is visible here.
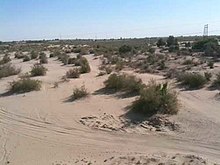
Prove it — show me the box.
[0,54,220,164]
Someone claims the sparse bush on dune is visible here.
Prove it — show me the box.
[182,59,193,65]
[58,53,69,65]
[0,54,11,64]
[30,64,47,77]
[204,72,212,81]
[79,57,91,73]
[177,72,207,89]
[39,52,48,64]
[30,51,38,59]
[23,55,31,62]
[9,78,41,93]
[70,85,89,101]
[68,57,76,64]
[131,80,178,115]
[104,73,144,94]
[66,68,80,78]
[212,72,220,89]
[207,61,214,69]
[0,64,21,79]
[15,52,25,59]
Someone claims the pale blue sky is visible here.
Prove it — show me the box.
[1,0,220,41]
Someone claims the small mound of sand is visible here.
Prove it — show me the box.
[107,153,216,165]
[80,113,179,134]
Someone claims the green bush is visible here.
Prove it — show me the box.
[0,54,11,64]
[177,72,207,89]
[9,78,41,93]
[66,68,80,78]
[104,73,143,94]
[131,81,178,115]
[23,55,31,62]
[0,64,21,79]
[71,85,89,101]
[30,64,47,76]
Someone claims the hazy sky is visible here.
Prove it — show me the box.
[1,0,220,41]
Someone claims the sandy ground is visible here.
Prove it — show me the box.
[0,54,220,165]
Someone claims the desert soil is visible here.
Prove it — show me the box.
[0,54,220,165]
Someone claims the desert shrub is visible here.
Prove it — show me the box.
[58,53,69,65]
[119,45,132,54]
[99,65,112,74]
[182,59,193,65]
[9,78,41,93]
[204,72,212,81]
[70,85,89,101]
[0,64,21,79]
[115,61,124,71]
[30,64,47,76]
[15,52,25,59]
[177,72,207,89]
[68,57,76,64]
[80,57,91,73]
[207,61,214,69]
[158,60,166,70]
[0,54,11,64]
[131,81,178,115]
[66,68,80,78]
[30,51,38,59]
[148,47,155,54]
[104,73,144,94]
[23,55,31,62]
[72,48,81,53]
[39,52,48,64]
[212,73,220,88]
[80,48,89,55]
[97,71,106,77]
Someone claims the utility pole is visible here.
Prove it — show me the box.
[203,24,208,37]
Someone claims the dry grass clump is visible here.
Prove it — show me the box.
[177,72,207,89]
[104,73,144,94]
[0,64,21,79]
[9,78,41,93]
[66,68,80,78]
[70,85,89,101]
[30,64,47,77]
[131,81,178,115]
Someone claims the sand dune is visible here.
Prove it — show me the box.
[0,54,220,164]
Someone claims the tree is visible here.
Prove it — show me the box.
[156,38,166,47]
[167,36,175,47]
[166,36,179,52]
